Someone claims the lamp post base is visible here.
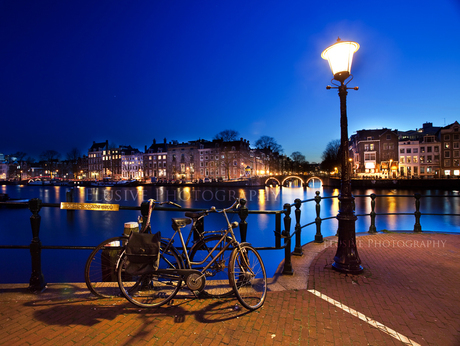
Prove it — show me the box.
[332,261,363,274]
[332,196,363,275]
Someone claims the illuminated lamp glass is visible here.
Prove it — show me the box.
[321,38,359,82]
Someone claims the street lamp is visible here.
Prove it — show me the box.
[322,38,363,274]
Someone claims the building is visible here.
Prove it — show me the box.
[88,140,108,180]
[398,123,442,178]
[419,133,441,178]
[192,138,251,181]
[144,139,168,181]
[440,121,460,177]
[120,146,143,180]
[0,162,8,180]
[350,128,399,177]
[398,141,420,178]
[168,141,197,181]
[102,147,122,180]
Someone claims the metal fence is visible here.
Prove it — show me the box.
[1,193,459,292]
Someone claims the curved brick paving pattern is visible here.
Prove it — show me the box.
[0,233,459,345]
[308,233,460,346]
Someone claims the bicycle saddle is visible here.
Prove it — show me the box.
[172,218,192,229]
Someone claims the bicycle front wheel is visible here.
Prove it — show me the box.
[189,235,234,298]
[117,241,183,308]
[228,243,267,310]
[85,236,126,298]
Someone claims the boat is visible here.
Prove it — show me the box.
[90,181,116,187]
[28,179,41,185]
[115,179,138,186]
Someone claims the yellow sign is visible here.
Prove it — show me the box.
[60,202,119,211]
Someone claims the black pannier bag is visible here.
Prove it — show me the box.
[125,231,161,275]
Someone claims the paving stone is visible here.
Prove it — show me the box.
[1,233,460,345]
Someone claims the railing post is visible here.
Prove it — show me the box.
[293,198,303,256]
[368,193,377,234]
[282,203,294,275]
[314,191,324,243]
[275,212,281,248]
[238,198,248,243]
[28,198,46,292]
[414,193,422,233]
[65,188,74,203]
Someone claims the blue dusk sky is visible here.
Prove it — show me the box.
[1,1,459,163]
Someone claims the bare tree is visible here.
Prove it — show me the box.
[321,139,341,172]
[39,150,61,178]
[255,136,283,154]
[214,129,239,141]
[66,148,81,162]
[40,150,61,162]
[66,148,81,178]
[290,151,306,173]
[11,151,27,161]
[290,151,306,164]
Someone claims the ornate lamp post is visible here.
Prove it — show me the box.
[321,38,363,274]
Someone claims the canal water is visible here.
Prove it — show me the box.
[1,183,459,284]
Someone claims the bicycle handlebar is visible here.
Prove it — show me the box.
[209,198,240,213]
[148,199,182,208]
[139,199,182,233]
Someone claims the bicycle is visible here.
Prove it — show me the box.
[84,199,181,298]
[116,199,267,310]
[85,199,233,299]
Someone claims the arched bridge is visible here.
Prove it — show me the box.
[253,174,327,188]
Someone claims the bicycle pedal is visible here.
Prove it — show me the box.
[204,271,213,277]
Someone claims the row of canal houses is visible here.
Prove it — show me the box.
[350,121,460,178]
[2,121,458,181]
[88,138,283,182]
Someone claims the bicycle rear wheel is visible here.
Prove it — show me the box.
[228,243,267,310]
[189,235,234,298]
[85,236,126,298]
[117,241,183,308]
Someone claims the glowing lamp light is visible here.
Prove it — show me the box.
[321,38,359,82]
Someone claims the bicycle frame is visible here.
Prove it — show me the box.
[162,200,241,279]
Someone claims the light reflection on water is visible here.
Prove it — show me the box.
[1,184,459,284]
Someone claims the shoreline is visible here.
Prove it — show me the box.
[2,177,460,190]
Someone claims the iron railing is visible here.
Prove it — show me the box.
[0,193,459,292]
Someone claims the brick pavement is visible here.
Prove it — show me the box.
[1,232,459,345]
